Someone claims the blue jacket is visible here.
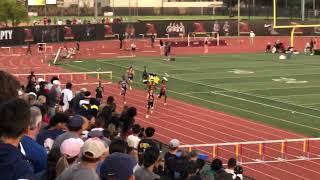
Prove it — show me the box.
[0,141,35,180]
[21,135,48,174]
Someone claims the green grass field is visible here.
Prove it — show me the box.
[61,53,320,137]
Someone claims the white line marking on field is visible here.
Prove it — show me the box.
[117,56,134,58]
[212,91,320,120]
[142,51,156,53]
[65,62,320,131]
[271,93,320,98]
[74,61,83,63]
[99,53,116,55]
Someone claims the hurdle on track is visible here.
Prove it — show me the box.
[180,138,320,165]
[13,71,113,84]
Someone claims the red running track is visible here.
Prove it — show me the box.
[1,36,320,179]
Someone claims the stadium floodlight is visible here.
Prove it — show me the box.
[273,0,320,47]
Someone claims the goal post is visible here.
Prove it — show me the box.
[273,0,320,47]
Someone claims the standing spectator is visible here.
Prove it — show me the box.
[213,21,220,33]
[47,80,61,117]
[56,138,84,177]
[50,115,89,160]
[225,158,237,175]
[120,106,137,136]
[310,38,316,55]
[127,124,142,148]
[95,81,104,100]
[26,42,32,55]
[134,147,160,180]
[137,127,159,154]
[150,34,156,48]
[142,66,149,84]
[36,113,69,149]
[20,106,47,174]
[70,88,87,114]
[106,96,116,113]
[61,82,73,112]
[211,158,233,180]
[249,31,255,47]
[0,99,35,179]
[100,152,135,180]
[37,80,49,99]
[233,165,244,180]
[159,40,164,55]
[119,34,124,50]
[0,71,20,103]
[131,41,137,57]
[223,21,230,36]
[27,71,36,82]
[164,139,180,167]
[56,138,106,180]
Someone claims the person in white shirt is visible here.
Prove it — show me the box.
[61,82,73,112]
[249,31,255,46]
[127,124,142,149]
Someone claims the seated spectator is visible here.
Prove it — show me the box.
[0,99,35,179]
[211,158,233,180]
[36,113,69,149]
[56,138,84,176]
[56,138,106,180]
[127,124,142,148]
[50,115,89,160]
[20,106,47,174]
[225,158,237,176]
[134,147,160,180]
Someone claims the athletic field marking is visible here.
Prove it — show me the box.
[141,51,157,53]
[182,91,212,95]
[272,77,308,84]
[213,91,320,120]
[228,69,255,75]
[68,62,320,131]
[116,55,134,58]
[243,86,320,92]
[270,93,320,98]
[73,61,83,63]
[99,53,116,55]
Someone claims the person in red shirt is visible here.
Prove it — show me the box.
[158,80,167,105]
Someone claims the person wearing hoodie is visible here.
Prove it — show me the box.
[0,99,35,180]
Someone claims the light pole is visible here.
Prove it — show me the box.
[94,0,98,19]
[238,0,240,36]
[301,0,305,21]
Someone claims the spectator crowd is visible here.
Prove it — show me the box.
[0,70,246,180]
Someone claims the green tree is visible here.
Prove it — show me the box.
[0,0,28,27]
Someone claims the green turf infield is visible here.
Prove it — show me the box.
[61,53,320,137]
